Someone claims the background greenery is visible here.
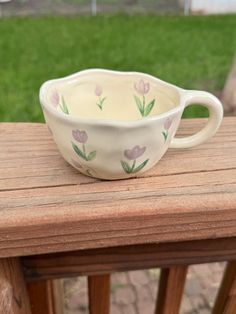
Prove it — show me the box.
[0,14,235,122]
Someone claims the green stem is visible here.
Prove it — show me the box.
[164,131,168,142]
[99,96,102,109]
[143,95,146,113]
[131,159,136,172]
[82,144,87,159]
[59,103,63,112]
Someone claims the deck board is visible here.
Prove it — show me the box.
[0,118,235,257]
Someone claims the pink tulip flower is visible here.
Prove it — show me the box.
[95,85,103,97]
[50,90,60,107]
[164,118,173,130]
[72,130,88,143]
[134,79,150,95]
[124,145,146,160]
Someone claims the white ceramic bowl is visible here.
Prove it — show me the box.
[39,69,223,180]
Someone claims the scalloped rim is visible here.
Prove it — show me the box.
[39,68,186,127]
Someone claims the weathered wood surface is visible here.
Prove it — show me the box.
[23,237,236,281]
[0,258,31,314]
[0,118,236,257]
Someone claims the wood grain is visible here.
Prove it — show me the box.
[0,258,31,314]
[27,280,64,314]
[213,261,236,314]
[223,297,236,314]
[23,237,236,281]
[0,118,236,257]
[51,280,64,314]
[88,275,110,314]
[155,266,188,314]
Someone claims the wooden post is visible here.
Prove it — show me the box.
[184,0,191,15]
[0,257,31,314]
[155,266,188,314]
[27,280,64,314]
[88,274,110,314]
[213,261,236,314]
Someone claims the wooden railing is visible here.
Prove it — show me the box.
[0,117,235,313]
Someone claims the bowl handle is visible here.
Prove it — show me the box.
[170,90,223,148]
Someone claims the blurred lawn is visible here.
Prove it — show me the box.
[0,14,236,122]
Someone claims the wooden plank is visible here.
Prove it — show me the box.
[0,118,236,257]
[27,280,64,314]
[0,123,96,191]
[213,261,236,314]
[23,237,236,281]
[155,266,188,314]
[0,257,31,314]
[88,274,110,314]
[0,119,235,191]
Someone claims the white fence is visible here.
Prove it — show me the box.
[0,0,181,17]
[1,0,236,16]
[191,0,236,14]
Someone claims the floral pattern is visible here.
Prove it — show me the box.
[95,85,106,110]
[71,130,97,161]
[50,90,69,115]
[71,158,96,177]
[134,79,156,117]
[162,117,173,142]
[121,145,149,174]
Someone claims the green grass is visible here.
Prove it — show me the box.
[0,14,236,122]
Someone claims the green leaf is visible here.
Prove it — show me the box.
[87,150,97,161]
[134,95,144,116]
[162,131,168,142]
[144,99,155,116]
[71,142,87,160]
[100,97,106,105]
[133,159,149,173]
[97,97,106,111]
[120,160,132,174]
[61,96,69,114]
[97,102,102,110]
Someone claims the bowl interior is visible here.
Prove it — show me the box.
[43,71,180,121]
